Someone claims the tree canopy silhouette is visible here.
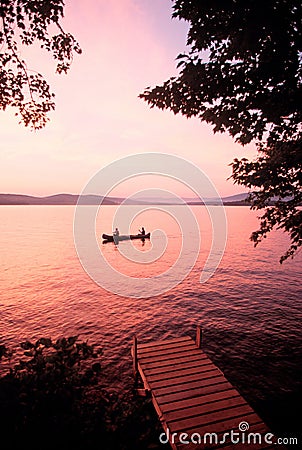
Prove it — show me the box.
[140,0,302,262]
[0,336,105,448]
[0,0,81,129]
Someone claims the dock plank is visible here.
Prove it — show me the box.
[160,390,242,414]
[155,381,236,405]
[164,396,248,423]
[143,355,212,370]
[138,336,192,349]
[137,344,200,359]
[146,363,219,383]
[168,403,255,432]
[153,374,231,397]
[138,348,205,364]
[137,339,195,354]
[149,368,224,390]
[133,335,273,450]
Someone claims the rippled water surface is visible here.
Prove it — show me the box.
[0,205,301,435]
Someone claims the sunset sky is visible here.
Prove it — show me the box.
[0,0,256,198]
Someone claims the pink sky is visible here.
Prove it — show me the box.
[0,0,256,198]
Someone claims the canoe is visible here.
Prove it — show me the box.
[102,232,150,243]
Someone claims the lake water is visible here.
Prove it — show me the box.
[0,205,301,437]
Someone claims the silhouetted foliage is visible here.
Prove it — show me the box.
[140,0,302,262]
[0,336,163,449]
[0,343,11,359]
[0,336,105,449]
[0,0,81,129]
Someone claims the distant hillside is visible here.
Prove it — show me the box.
[0,193,117,205]
[221,193,249,203]
[0,192,256,206]
[185,193,250,205]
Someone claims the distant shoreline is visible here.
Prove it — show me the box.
[0,202,251,206]
[0,193,252,206]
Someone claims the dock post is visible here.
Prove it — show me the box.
[196,325,202,348]
[133,334,138,378]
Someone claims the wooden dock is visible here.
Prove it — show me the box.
[131,327,281,450]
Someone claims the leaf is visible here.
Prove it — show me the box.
[21,341,34,350]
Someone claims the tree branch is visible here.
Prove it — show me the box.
[2,15,35,105]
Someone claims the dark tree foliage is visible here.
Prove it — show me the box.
[0,337,162,449]
[140,0,302,262]
[0,337,105,449]
[0,343,12,359]
[0,0,81,129]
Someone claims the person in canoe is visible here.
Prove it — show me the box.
[113,227,119,237]
[139,227,145,236]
